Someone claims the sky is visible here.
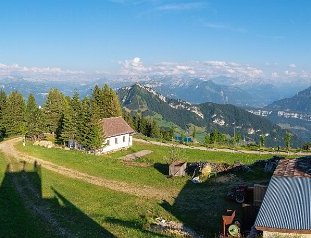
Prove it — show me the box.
[0,0,311,82]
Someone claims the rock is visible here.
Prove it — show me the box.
[33,140,54,148]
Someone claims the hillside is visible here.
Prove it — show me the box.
[118,84,302,147]
[266,85,311,113]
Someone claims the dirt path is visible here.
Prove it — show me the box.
[134,138,311,156]
[0,138,175,201]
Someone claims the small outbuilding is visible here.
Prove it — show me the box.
[169,161,187,177]
[254,157,311,238]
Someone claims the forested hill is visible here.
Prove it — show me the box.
[266,85,311,113]
[118,84,302,147]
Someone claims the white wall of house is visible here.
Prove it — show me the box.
[101,133,133,153]
[263,231,311,238]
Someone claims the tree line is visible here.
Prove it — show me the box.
[0,84,122,151]
[123,112,175,141]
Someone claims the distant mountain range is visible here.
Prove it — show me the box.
[143,76,285,107]
[265,85,311,113]
[118,84,302,147]
[246,86,311,142]
[0,75,306,107]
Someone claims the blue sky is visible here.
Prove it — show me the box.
[0,0,311,81]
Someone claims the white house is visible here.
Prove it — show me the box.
[99,117,135,153]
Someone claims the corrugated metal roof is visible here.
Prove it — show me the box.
[255,176,311,232]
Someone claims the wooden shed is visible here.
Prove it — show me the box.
[169,161,187,177]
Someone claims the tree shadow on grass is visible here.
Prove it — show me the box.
[0,162,115,238]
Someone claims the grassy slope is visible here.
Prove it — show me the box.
[16,141,272,191]
[0,153,54,238]
[39,168,173,238]
[0,151,173,237]
[13,141,277,237]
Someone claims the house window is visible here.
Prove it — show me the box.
[106,139,110,146]
[123,136,126,142]
[115,137,118,144]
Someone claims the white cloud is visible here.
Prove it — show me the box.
[0,63,86,81]
[288,63,296,68]
[119,58,264,79]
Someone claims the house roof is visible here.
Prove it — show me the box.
[100,117,135,138]
[255,157,311,234]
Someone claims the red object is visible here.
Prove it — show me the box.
[222,210,236,236]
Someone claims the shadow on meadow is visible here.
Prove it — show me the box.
[158,158,276,237]
[0,162,115,238]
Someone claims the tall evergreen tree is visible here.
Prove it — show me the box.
[284,130,292,149]
[101,84,122,118]
[25,94,44,140]
[150,120,161,138]
[2,91,26,136]
[91,85,106,118]
[77,98,103,151]
[89,102,103,151]
[43,89,65,134]
[0,90,7,138]
[60,98,76,144]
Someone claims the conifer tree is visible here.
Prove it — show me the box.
[108,87,122,117]
[150,120,161,138]
[77,98,103,151]
[91,85,106,118]
[2,91,26,136]
[0,90,7,138]
[43,89,65,134]
[60,98,76,144]
[122,110,134,128]
[25,94,44,140]
[77,97,90,148]
[88,102,103,151]
[101,84,122,118]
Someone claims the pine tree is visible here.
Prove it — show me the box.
[89,102,103,151]
[91,85,105,118]
[122,110,134,128]
[0,90,7,138]
[60,99,76,144]
[284,130,292,149]
[150,120,161,138]
[2,91,26,136]
[102,84,122,118]
[77,98,103,151]
[259,134,265,148]
[43,89,66,134]
[77,98,90,148]
[192,125,197,139]
[25,94,44,140]
[108,87,122,117]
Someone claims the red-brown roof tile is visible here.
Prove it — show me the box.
[100,117,135,138]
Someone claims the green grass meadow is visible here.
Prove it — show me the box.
[1,140,277,237]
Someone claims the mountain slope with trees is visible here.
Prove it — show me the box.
[118,84,302,147]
